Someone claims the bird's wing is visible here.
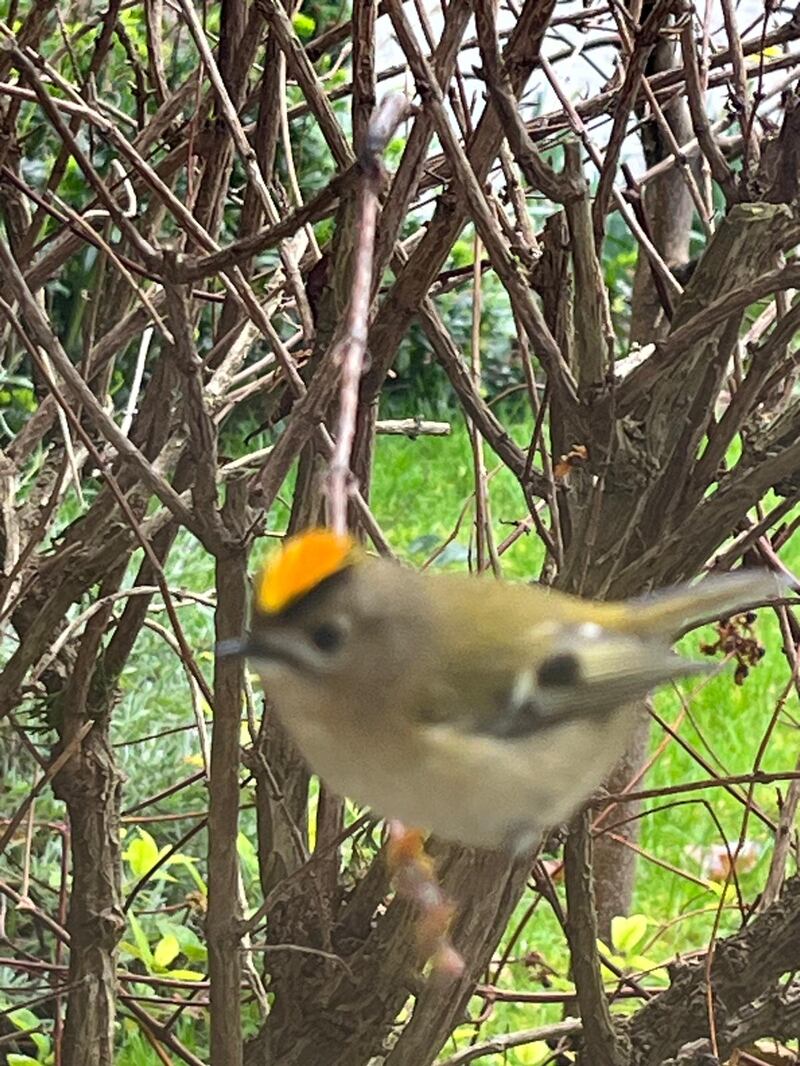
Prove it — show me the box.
[424,626,708,741]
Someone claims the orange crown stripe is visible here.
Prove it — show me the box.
[255,529,357,614]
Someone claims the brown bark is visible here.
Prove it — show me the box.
[591,706,651,941]
[565,813,630,1066]
[244,844,530,1066]
[54,728,125,1066]
[627,874,800,1064]
[629,18,696,344]
[52,575,129,1066]
[208,482,250,1066]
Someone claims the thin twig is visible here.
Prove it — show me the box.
[327,93,412,533]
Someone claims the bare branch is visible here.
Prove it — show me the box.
[327,93,413,533]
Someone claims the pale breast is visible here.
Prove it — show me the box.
[273,681,638,849]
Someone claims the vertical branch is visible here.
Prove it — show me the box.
[50,573,130,1066]
[143,0,168,104]
[208,480,250,1066]
[629,24,704,344]
[218,0,247,102]
[54,731,125,1066]
[563,141,614,393]
[51,710,124,1066]
[351,0,377,151]
[680,19,738,203]
[758,603,800,910]
[720,0,759,178]
[564,811,629,1066]
[327,93,412,534]
[591,0,675,244]
[467,234,499,575]
[349,0,379,516]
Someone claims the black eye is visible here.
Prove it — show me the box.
[310,621,346,653]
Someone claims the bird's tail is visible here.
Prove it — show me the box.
[624,570,787,640]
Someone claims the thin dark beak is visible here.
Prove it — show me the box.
[215,636,252,658]
[216,633,308,673]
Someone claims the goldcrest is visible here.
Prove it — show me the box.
[220,530,783,851]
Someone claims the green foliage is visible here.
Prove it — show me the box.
[2,1005,53,1065]
[378,221,536,415]
[119,910,206,983]
[604,212,638,340]
[0,369,37,439]
[292,12,317,39]
[123,827,206,892]
[597,914,670,991]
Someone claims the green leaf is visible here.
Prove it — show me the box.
[511,1041,549,1064]
[596,940,624,973]
[611,913,648,956]
[127,912,155,970]
[630,955,669,983]
[292,12,315,38]
[123,829,160,879]
[163,968,204,981]
[181,940,208,963]
[9,1008,40,1032]
[8,1057,42,1066]
[450,238,474,268]
[119,939,145,962]
[156,921,207,963]
[167,854,207,893]
[706,880,735,902]
[30,1033,51,1059]
[237,831,258,877]
[382,135,408,166]
[153,933,180,969]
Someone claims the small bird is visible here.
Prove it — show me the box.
[219,529,783,851]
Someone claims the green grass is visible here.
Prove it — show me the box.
[371,414,544,574]
[4,422,798,1066]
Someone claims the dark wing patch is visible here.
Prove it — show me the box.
[474,660,598,740]
[537,652,581,688]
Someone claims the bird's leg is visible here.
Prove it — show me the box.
[386,820,464,978]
